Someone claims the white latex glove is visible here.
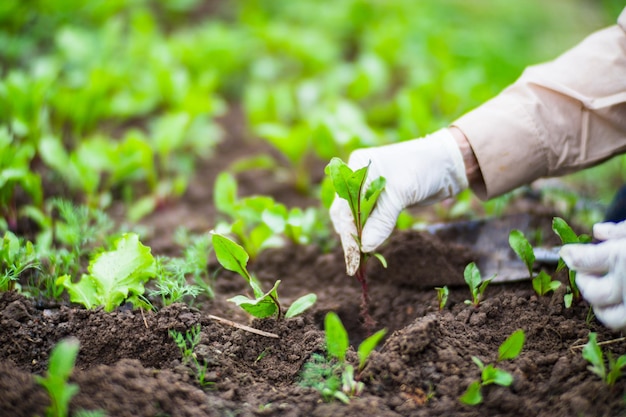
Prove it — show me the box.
[560,220,626,331]
[329,129,469,275]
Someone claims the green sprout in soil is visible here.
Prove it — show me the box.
[509,229,561,297]
[552,217,591,307]
[460,329,526,406]
[325,157,387,331]
[35,337,80,417]
[582,332,626,387]
[300,312,386,403]
[435,286,449,311]
[463,262,493,307]
[211,232,316,319]
[169,324,214,387]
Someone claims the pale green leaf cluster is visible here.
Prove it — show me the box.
[463,262,493,307]
[57,233,156,312]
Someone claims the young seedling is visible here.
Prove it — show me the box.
[325,157,387,330]
[509,229,561,297]
[211,232,316,319]
[582,332,626,387]
[169,325,213,387]
[0,231,39,291]
[300,311,386,403]
[463,262,494,307]
[35,337,80,417]
[435,286,449,311]
[460,329,525,406]
[552,217,591,306]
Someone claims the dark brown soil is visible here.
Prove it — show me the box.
[2,108,625,417]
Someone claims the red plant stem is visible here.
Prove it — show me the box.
[355,262,375,335]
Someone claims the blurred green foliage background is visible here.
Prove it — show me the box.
[0,0,623,227]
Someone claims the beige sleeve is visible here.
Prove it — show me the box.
[452,8,626,200]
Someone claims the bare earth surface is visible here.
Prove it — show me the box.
[2,110,626,417]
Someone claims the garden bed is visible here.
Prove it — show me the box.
[2,111,625,417]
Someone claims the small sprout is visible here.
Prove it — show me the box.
[435,286,449,310]
[35,337,80,417]
[169,325,213,387]
[460,329,525,406]
[463,262,493,307]
[300,312,386,403]
[582,332,626,387]
[211,232,315,319]
[531,270,561,296]
[508,229,535,278]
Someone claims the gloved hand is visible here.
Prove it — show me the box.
[329,129,469,275]
[560,220,626,331]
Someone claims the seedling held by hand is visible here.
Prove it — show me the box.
[325,157,387,331]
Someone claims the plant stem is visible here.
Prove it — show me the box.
[355,258,375,334]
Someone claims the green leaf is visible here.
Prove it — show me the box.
[35,337,80,417]
[582,332,606,380]
[214,172,238,214]
[552,217,580,244]
[482,365,514,386]
[324,158,368,227]
[459,381,482,405]
[498,329,525,361]
[357,328,386,371]
[471,356,485,370]
[228,280,281,318]
[508,229,535,277]
[325,312,349,362]
[211,232,252,282]
[285,293,317,318]
[464,262,481,293]
[373,252,387,268]
[532,270,561,296]
[360,176,386,227]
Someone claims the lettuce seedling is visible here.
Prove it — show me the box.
[57,233,156,312]
[325,157,387,329]
[532,270,561,296]
[211,232,316,319]
[463,262,494,307]
[300,311,386,403]
[460,329,525,405]
[35,337,80,417]
[582,332,626,387]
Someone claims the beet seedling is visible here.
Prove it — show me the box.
[552,217,591,306]
[463,262,494,307]
[582,332,626,387]
[460,329,525,405]
[211,232,316,319]
[509,229,561,297]
[325,157,387,330]
[300,312,386,403]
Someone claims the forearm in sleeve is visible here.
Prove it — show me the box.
[452,8,626,200]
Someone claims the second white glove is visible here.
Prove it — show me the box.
[560,220,626,331]
[329,128,469,275]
